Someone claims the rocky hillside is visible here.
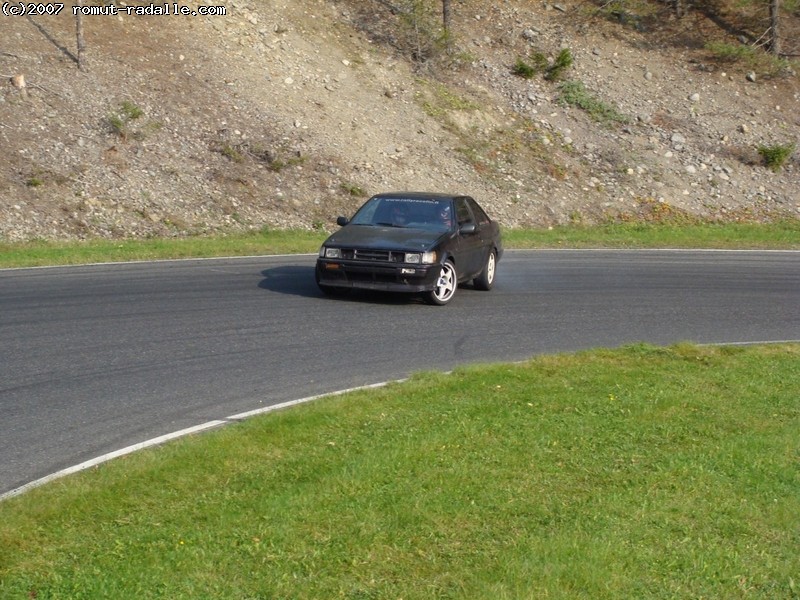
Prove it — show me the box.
[1,0,798,241]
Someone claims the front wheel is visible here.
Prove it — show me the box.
[316,267,349,297]
[425,260,457,305]
[473,249,496,291]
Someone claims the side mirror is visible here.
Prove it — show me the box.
[336,216,350,227]
[459,223,477,235]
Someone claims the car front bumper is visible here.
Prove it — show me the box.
[316,259,442,293]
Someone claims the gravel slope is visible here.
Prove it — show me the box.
[1,0,797,241]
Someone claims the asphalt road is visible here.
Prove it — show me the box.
[1,249,798,496]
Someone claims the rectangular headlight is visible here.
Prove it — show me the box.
[405,251,437,264]
[421,251,437,264]
[324,247,342,259]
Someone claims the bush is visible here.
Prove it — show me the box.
[512,51,549,79]
[545,48,573,81]
[558,80,628,125]
[512,58,536,79]
[705,41,754,62]
[106,101,144,140]
[758,142,796,172]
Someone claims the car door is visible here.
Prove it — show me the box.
[453,197,484,279]
[466,197,497,257]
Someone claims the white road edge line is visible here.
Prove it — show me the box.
[2,248,799,273]
[0,381,397,502]
[4,335,800,502]
[0,253,319,272]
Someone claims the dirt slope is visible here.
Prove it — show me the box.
[1,0,797,241]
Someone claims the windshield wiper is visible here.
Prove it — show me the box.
[374,222,405,228]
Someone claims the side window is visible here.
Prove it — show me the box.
[454,198,473,226]
[467,198,490,225]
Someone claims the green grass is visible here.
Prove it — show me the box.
[1,222,798,269]
[705,41,794,78]
[503,221,800,250]
[0,228,329,269]
[1,343,798,598]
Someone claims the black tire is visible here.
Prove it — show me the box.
[425,260,457,305]
[473,249,496,291]
[316,268,348,297]
[317,283,351,297]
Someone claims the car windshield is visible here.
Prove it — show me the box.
[349,197,453,232]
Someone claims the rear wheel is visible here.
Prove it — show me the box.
[473,249,496,291]
[425,260,457,305]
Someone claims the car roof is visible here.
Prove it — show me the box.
[371,191,467,201]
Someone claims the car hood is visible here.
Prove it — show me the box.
[325,225,449,251]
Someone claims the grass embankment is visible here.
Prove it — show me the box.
[1,344,798,599]
[1,221,799,268]
[504,220,800,250]
[0,229,328,269]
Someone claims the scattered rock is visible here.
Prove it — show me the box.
[0,0,797,242]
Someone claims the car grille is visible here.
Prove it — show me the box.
[342,248,403,262]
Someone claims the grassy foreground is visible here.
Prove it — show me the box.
[1,344,798,599]
[1,221,799,268]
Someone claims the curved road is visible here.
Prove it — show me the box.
[1,249,798,496]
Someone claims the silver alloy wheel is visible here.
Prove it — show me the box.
[430,261,457,304]
[474,249,496,291]
[485,252,496,284]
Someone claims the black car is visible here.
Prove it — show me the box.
[316,192,503,305]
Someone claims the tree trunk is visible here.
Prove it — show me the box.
[769,0,781,56]
[442,0,451,32]
[76,8,86,69]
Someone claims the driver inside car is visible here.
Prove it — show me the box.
[439,204,453,229]
[389,204,408,226]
